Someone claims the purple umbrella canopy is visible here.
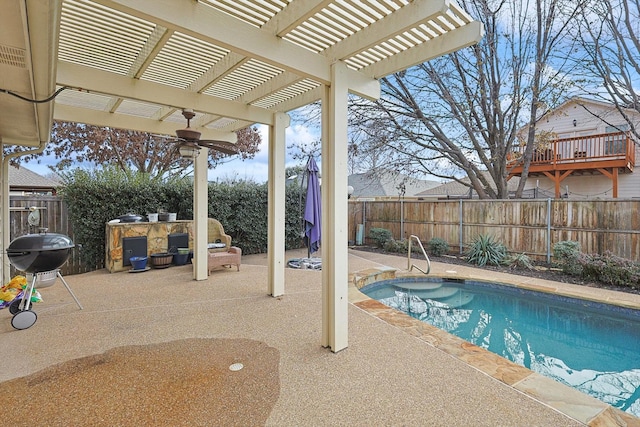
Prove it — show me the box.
[304,157,321,257]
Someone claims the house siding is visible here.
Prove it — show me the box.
[540,100,635,136]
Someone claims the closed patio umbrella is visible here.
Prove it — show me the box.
[304,156,321,258]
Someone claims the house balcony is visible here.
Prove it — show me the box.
[507,131,635,198]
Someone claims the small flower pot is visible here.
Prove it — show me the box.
[129,256,148,270]
[173,253,189,266]
[150,253,173,269]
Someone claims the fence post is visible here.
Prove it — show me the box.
[400,198,404,240]
[363,201,367,239]
[459,199,463,254]
[547,198,551,264]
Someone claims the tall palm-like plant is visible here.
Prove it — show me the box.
[465,234,507,267]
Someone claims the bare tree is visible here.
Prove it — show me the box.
[347,118,398,175]
[4,121,261,179]
[352,0,581,198]
[573,0,640,139]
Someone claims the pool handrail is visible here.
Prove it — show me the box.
[408,235,431,275]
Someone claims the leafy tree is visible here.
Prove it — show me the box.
[350,0,582,199]
[4,121,261,178]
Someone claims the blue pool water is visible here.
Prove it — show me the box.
[361,278,640,417]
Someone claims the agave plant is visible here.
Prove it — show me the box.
[465,234,507,267]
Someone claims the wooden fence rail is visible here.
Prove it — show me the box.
[349,199,640,262]
[8,196,95,276]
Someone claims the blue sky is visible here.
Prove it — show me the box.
[207,122,319,183]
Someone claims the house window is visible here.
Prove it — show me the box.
[605,125,628,155]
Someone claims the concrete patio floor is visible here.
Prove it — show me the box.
[0,248,638,426]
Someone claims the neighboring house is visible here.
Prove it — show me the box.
[508,97,640,199]
[8,165,59,196]
[416,173,524,199]
[348,171,440,199]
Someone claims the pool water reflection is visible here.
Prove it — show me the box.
[362,278,640,417]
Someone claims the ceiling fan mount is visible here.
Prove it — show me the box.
[176,109,201,141]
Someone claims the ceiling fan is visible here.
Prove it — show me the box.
[170,109,238,156]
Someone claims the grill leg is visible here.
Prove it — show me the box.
[22,275,37,311]
[56,272,83,310]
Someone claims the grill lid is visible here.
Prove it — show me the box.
[8,233,74,252]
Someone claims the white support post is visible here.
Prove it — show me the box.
[268,113,289,296]
[0,149,7,284]
[321,61,349,352]
[193,148,209,280]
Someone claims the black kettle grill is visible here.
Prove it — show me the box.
[6,232,82,330]
[7,232,74,273]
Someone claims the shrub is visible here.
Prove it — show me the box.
[383,238,400,252]
[465,234,507,267]
[369,228,392,248]
[384,238,408,254]
[578,251,640,288]
[553,241,582,276]
[507,253,534,270]
[427,237,449,256]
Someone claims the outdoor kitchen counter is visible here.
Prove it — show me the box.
[106,221,193,273]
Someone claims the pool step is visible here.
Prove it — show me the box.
[396,284,475,308]
[398,286,459,300]
[437,291,474,308]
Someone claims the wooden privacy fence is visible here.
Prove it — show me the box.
[348,199,640,262]
[8,195,93,275]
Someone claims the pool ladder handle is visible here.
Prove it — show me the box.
[407,235,431,275]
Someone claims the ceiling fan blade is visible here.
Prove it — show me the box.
[198,140,238,155]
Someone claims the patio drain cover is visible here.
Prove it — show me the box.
[229,363,244,371]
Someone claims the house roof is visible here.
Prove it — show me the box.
[8,165,59,192]
[416,172,520,198]
[348,171,440,198]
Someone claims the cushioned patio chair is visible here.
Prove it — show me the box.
[207,218,232,253]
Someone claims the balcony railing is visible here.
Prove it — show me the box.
[508,131,635,172]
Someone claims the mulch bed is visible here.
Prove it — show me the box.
[352,246,640,296]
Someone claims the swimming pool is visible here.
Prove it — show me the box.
[361,277,640,417]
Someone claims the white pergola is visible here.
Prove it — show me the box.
[0,0,482,352]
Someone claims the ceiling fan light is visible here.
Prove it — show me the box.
[179,142,201,159]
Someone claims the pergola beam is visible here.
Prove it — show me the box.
[362,21,484,78]
[56,61,275,126]
[53,104,237,142]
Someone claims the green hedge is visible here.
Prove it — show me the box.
[60,169,305,270]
